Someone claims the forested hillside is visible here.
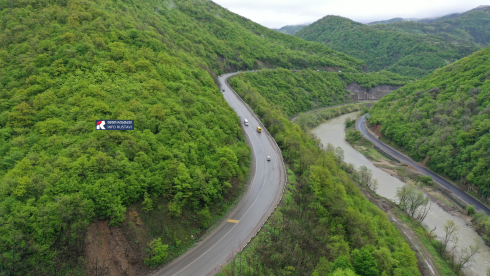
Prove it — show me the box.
[230,69,412,117]
[222,73,420,276]
[295,8,490,78]
[369,46,490,202]
[0,0,370,274]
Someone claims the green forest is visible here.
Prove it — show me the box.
[295,8,490,78]
[0,0,374,274]
[369,46,490,201]
[230,69,412,117]
[219,74,420,275]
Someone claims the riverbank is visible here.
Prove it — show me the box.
[347,125,468,219]
[353,116,490,248]
[351,176,448,276]
[313,114,449,276]
[312,112,490,276]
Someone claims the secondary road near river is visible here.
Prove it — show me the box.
[357,114,490,216]
[154,72,286,276]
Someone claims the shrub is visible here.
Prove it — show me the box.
[145,238,169,268]
[197,207,212,228]
[346,129,363,143]
[345,117,356,128]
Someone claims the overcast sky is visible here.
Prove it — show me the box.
[213,0,488,28]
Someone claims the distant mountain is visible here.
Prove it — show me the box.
[372,5,490,46]
[418,5,490,24]
[295,16,480,78]
[296,6,490,78]
[368,5,490,26]
[273,24,309,35]
[367,17,415,25]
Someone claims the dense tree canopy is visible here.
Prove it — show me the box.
[0,0,371,274]
[369,46,490,200]
[221,74,420,276]
[296,12,488,78]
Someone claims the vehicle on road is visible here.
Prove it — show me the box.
[267,156,271,161]
[222,89,225,92]
[256,126,262,133]
[244,119,249,126]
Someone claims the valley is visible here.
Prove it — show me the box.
[1,1,490,275]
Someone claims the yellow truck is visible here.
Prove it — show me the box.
[256,126,262,133]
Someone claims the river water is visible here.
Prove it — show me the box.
[312,112,490,276]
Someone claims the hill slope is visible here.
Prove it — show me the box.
[369,46,490,201]
[0,0,374,274]
[0,0,415,275]
[295,10,487,78]
[223,73,420,276]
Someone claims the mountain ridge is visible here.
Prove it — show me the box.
[368,5,490,25]
[295,6,489,77]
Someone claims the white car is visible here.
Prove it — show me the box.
[267,156,271,161]
[243,119,249,126]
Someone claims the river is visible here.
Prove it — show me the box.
[312,112,490,276]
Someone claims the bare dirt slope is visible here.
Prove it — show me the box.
[84,209,151,276]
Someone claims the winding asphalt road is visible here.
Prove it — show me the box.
[153,72,286,276]
[357,114,490,216]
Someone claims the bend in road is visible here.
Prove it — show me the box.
[153,73,286,276]
[357,114,490,216]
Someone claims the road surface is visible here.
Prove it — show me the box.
[357,114,490,216]
[153,72,286,276]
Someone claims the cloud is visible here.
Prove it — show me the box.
[213,0,488,28]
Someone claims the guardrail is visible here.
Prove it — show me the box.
[365,125,379,139]
[224,73,288,252]
[373,145,401,163]
[358,115,469,211]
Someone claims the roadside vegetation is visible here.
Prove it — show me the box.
[368,46,490,246]
[345,119,486,274]
[295,7,490,78]
[0,0,375,274]
[222,75,421,275]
